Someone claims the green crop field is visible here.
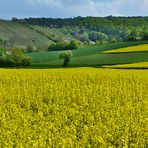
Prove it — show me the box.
[27,41,148,68]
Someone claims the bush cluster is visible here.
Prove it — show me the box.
[48,40,78,51]
[0,47,32,67]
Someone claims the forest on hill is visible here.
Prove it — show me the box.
[22,16,148,43]
[1,16,148,53]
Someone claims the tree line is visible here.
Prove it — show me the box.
[48,40,78,51]
[20,16,148,43]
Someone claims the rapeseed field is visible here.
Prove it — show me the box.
[0,68,147,147]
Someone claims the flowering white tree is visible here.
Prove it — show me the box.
[59,50,73,67]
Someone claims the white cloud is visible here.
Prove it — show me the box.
[25,0,61,7]
[24,0,148,17]
[25,0,94,7]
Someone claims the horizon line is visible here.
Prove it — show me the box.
[1,15,148,20]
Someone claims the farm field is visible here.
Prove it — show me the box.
[27,41,148,68]
[1,4,148,148]
[104,62,148,69]
[0,68,148,147]
[103,44,148,53]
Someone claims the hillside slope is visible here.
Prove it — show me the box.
[0,20,53,50]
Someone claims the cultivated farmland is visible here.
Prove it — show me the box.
[0,68,147,147]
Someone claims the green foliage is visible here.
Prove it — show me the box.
[27,41,148,68]
[9,47,32,66]
[48,41,78,51]
[88,32,108,42]
[70,40,78,49]
[59,50,73,66]
[96,39,109,45]
[141,27,148,40]
[2,17,148,52]
[23,16,148,45]
[109,37,117,43]
[127,28,141,41]
[59,50,73,59]
[0,48,7,65]
[0,47,32,67]
[8,48,24,66]
[0,37,3,43]
[21,56,32,66]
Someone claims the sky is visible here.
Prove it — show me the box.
[0,0,148,19]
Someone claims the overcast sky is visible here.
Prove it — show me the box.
[0,0,148,19]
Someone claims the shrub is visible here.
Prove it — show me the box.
[21,56,32,66]
[0,47,32,67]
[89,31,109,42]
[0,48,7,66]
[69,40,78,49]
[59,50,73,67]
[48,40,78,51]
[109,37,117,43]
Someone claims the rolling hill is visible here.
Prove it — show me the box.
[0,20,54,50]
[27,41,148,68]
[0,19,82,51]
[0,18,148,69]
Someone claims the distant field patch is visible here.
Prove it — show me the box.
[102,44,148,53]
[104,62,148,69]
